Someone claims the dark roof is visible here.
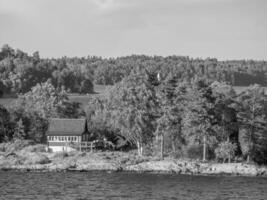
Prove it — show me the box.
[47,118,87,136]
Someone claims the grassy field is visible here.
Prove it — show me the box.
[68,84,111,108]
[0,84,111,109]
[0,85,266,109]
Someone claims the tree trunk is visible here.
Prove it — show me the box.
[161,134,164,159]
[227,136,231,163]
[137,141,143,156]
[203,135,206,162]
[137,141,140,156]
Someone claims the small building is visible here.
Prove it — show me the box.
[46,118,90,152]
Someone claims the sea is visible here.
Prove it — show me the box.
[0,171,266,200]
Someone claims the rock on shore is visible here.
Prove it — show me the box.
[125,160,267,176]
[0,149,267,176]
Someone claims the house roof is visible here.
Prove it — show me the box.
[47,118,87,136]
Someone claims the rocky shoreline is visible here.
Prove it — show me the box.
[1,150,267,176]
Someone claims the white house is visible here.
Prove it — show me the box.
[46,118,90,152]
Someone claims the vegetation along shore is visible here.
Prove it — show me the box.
[0,143,267,176]
[0,45,267,176]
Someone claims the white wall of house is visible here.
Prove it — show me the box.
[46,135,82,152]
[47,145,77,152]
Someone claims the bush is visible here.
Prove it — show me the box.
[0,139,33,153]
[215,141,237,162]
[23,153,50,165]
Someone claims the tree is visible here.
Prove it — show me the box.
[236,84,267,163]
[156,76,186,158]
[0,105,12,142]
[183,79,218,161]
[107,69,157,156]
[80,79,94,94]
[12,81,80,142]
[16,81,68,118]
[211,81,241,156]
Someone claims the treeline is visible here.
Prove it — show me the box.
[0,44,267,96]
[87,69,267,164]
[0,45,94,96]
[0,70,267,164]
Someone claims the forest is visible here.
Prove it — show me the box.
[0,44,267,165]
[0,44,267,96]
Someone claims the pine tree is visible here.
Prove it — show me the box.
[237,84,267,163]
[183,79,217,161]
[156,75,185,158]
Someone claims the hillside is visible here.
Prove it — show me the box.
[1,45,267,99]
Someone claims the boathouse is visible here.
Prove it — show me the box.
[46,118,90,152]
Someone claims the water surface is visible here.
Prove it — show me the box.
[0,171,266,200]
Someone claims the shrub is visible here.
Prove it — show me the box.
[23,153,50,165]
[215,141,237,163]
[0,139,33,153]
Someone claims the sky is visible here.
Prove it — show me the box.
[0,0,266,60]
